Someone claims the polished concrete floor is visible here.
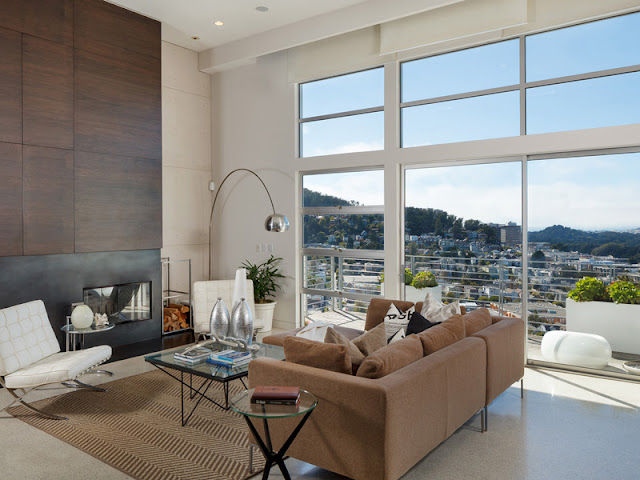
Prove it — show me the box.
[1,354,639,480]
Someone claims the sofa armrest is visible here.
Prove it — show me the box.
[472,317,525,405]
[249,358,388,479]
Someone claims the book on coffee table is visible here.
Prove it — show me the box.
[251,386,300,405]
[173,346,212,364]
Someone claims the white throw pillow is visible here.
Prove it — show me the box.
[420,292,461,324]
[388,328,405,344]
[383,303,415,339]
[296,322,333,342]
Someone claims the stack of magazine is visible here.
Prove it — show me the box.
[173,346,212,364]
[206,349,252,368]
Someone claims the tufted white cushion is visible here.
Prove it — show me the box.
[0,300,60,377]
[192,280,258,335]
[3,345,112,389]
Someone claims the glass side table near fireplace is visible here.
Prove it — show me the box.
[61,318,115,387]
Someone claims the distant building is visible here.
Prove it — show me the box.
[500,223,522,245]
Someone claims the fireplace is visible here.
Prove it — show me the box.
[83,281,152,324]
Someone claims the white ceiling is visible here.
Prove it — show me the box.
[105,0,369,52]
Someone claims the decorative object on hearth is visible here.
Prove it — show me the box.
[230,298,254,345]
[209,297,230,339]
[208,168,289,280]
[70,304,94,329]
[93,312,109,327]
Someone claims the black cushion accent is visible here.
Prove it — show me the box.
[406,311,438,336]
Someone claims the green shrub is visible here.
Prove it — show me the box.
[568,277,609,302]
[411,271,438,288]
[404,268,414,286]
[607,280,640,304]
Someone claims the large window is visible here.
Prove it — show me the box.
[299,68,384,158]
[399,12,640,147]
[404,162,522,309]
[300,170,384,327]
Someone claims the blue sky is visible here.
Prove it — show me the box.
[300,12,640,232]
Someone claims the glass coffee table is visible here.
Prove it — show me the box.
[231,388,317,480]
[144,341,284,426]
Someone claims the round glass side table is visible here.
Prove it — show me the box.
[230,388,317,480]
[61,319,115,388]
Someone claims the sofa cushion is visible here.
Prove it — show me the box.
[263,324,362,348]
[365,298,415,331]
[383,303,415,339]
[405,311,438,336]
[352,322,387,356]
[418,314,466,355]
[284,336,351,374]
[462,308,492,336]
[420,292,461,324]
[324,327,366,367]
[356,335,423,379]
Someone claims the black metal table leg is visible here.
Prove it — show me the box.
[243,409,314,479]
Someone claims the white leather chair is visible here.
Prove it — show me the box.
[0,300,112,420]
[192,280,262,340]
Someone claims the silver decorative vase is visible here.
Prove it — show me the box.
[209,297,230,339]
[230,298,253,345]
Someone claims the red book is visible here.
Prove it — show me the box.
[251,386,300,403]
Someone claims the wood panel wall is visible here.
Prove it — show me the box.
[0,0,161,257]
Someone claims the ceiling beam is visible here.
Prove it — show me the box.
[198,0,463,73]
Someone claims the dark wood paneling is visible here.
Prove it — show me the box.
[0,27,22,144]
[75,151,162,252]
[0,0,73,46]
[0,142,23,256]
[74,0,160,63]
[74,48,161,160]
[23,35,73,149]
[23,146,74,255]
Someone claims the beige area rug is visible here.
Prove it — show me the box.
[8,370,264,480]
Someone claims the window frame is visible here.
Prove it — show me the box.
[298,66,385,158]
[299,168,385,324]
[398,11,640,146]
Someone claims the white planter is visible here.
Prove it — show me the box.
[405,285,442,303]
[254,301,276,332]
[566,297,640,355]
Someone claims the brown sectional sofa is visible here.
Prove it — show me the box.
[249,298,525,480]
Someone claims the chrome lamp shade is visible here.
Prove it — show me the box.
[265,213,289,232]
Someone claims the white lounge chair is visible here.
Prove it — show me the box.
[0,300,112,420]
[192,279,262,340]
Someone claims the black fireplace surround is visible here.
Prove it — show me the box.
[0,250,162,349]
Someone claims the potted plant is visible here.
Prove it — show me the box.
[566,277,640,355]
[241,255,284,332]
[406,271,442,302]
[379,268,413,296]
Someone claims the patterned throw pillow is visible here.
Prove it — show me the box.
[388,328,405,344]
[383,303,415,339]
[405,310,438,335]
[420,291,460,324]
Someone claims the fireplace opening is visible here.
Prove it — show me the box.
[83,281,152,324]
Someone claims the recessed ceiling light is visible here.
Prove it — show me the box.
[214,20,224,26]
[191,36,200,40]
[256,6,269,12]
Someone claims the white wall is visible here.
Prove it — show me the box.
[161,42,212,293]
[210,52,297,330]
[209,9,640,330]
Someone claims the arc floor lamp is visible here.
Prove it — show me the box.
[208,168,289,280]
